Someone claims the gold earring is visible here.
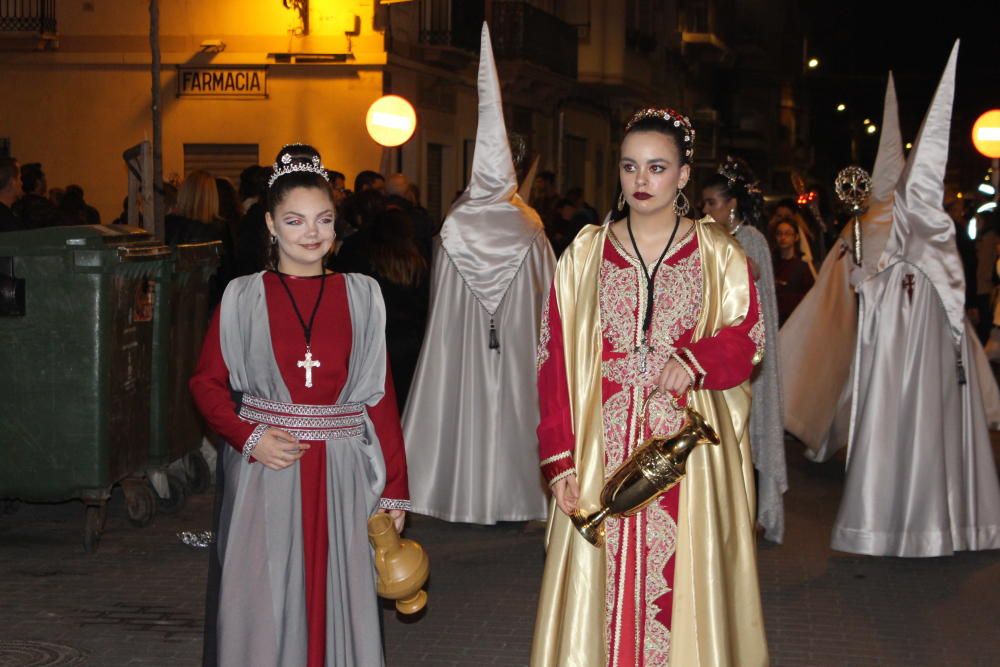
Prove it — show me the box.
[618,192,626,210]
[673,190,691,217]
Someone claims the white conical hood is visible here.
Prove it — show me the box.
[466,22,517,202]
[883,39,965,344]
[439,22,544,315]
[870,72,905,203]
[854,72,904,276]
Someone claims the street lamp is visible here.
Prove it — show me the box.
[366,95,418,147]
[837,103,846,112]
[808,57,820,69]
[972,109,1000,202]
[866,124,877,135]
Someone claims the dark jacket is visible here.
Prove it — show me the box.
[0,202,24,233]
[12,193,60,228]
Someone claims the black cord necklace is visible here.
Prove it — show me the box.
[626,211,681,373]
[275,270,328,388]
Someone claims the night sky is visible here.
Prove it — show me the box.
[800,1,998,191]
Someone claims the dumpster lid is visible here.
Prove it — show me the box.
[0,225,174,256]
[0,224,162,253]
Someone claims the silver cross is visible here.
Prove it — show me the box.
[297,347,321,388]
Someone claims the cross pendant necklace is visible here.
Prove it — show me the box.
[298,346,321,388]
[275,270,328,389]
[626,212,680,375]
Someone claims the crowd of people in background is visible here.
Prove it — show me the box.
[2,151,998,355]
[0,158,102,232]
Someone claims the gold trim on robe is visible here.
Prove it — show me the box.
[530,218,769,667]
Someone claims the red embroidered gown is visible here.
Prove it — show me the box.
[536,229,763,666]
[190,271,410,667]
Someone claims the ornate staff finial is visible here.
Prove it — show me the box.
[835,166,873,266]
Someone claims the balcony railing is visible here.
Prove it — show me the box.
[419,0,481,50]
[419,0,577,79]
[0,0,56,35]
[492,1,577,78]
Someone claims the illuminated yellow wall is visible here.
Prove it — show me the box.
[0,0,387,221]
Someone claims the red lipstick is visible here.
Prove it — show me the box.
[632,192,652,201]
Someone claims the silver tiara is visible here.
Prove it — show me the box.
[268,152,329,188]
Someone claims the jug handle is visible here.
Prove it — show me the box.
[639,388,687,433]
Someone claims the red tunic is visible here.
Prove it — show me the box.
[190,271,409,667]
[536,230,763,665]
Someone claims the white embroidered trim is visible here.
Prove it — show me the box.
[680,347,707,390]
[243,424,269,461]
[537,293,553,373]
[548,467,577,487]
[671,352,696,386]
[242,394,364,417]
[540,450,573,467]
[239,406,365,430]
[608,223,697,268]
[378,498,412,511]
[288,426,366,441]
[749,296,766,365]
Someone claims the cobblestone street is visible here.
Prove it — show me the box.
[1,438,999,666]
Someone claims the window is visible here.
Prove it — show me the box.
[0,0,56,35]
[625,0,656,52]
[419,0,451,44]
[182,144,259,184]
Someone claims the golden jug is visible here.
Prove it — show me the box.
[367,513,430,614]
[572,391,720,547]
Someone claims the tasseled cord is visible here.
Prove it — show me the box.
[489,317,500,352]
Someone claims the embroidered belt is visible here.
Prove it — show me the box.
[239,394,367,441]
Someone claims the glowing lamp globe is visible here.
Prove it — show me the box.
[972,110,1000,159]
[366,95,417,147]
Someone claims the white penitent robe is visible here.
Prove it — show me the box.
[833,41,1000,557]
[403,232,553,523]
[782,69,1000,462]
[831,263,1000,556]
[781,70,897,462]
[779,234,859,462]
[402,24,555,523]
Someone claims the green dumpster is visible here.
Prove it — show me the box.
[147,240,220,513]
[0,224,170,552]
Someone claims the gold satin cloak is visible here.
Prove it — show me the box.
[530,219,769,667]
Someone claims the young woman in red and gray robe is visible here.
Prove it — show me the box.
[190,144,409,667]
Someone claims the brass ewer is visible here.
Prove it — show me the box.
[571,390,720,547]
[368,513,430,614]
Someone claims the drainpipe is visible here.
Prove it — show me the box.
[148,0,164,240]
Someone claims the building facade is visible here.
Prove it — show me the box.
[1,0,809,225]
